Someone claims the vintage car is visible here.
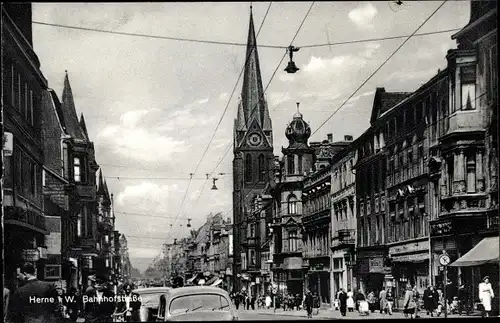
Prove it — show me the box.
[133,287,172,322]
[156,286,238,321]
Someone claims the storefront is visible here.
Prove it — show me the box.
[306,257,331,304]
[355,247,389,295]
[388,238,430,309]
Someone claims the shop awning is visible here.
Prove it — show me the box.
[210,278,223,287]
[449,236,499,267]
[205,276,219,286]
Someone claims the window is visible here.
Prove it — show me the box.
[74,157,82,182]
[258,154,265,182]
[105,259,110,267]
[105,235,109,243]
[298,155,303,175]
[288,195,297,215]
[77,213,82,237]
[375,216,380,243]
[30,163,36,195]
[169,294,230,314]
[42,169,46,187]
[289,230,298,252]
[359,219,364,246]
[84,206,92,237]
[249,249,256,265]
[44,265,61,279]
[245,154,253,182]
[467,153,476,193]
[460,65,476,110]
[287,155,295,175]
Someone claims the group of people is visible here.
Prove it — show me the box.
[333,288,395,316]
[3,263,143,323]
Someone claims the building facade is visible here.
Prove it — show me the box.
[95,171,115,281]
[302,135,350,305]
[354,88,410,295]
[329,135,357,300]
[3,3,49,289]
[429,0,498,310]
[232,8,274,292]
[270,108,314,297]
[381,73,448,307]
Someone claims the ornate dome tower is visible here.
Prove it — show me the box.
[285,102,311,148]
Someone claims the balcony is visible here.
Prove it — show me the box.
[303,248,329,259]
[331,229,355,249]
[445,110,485,137]
[4,206,47,234]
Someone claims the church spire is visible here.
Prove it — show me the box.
[237,6,272,132]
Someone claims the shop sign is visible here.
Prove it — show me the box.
[391,253,429,263]
[38,247,48,259]
[22,249,40,261]
[368,258,384,273]
[389,240,429,256]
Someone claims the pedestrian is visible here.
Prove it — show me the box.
[479,276,495,318]
[65,287,80,322]
[234,292,240,310]
[3,287,10,322]
[313,292,320,315]
[113,283,141,322]
[423,285,438,317]
[379,288,387,314]
[354,290,365,312]
[338,288,347,317]
[457,283,470,315]
[83,275,116,323]
[251,295,256,310]
[386,289,394,315]
[412,286,421,318]
[367,291,376,313]
[346,289,355,312]
[304,291,313,319]
[7,262,61,323]
[403,285,417,319]
[265,294,272,309]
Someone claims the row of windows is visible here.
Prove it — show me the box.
[357,160,386,196]
[445,150,480,195]
[245,154,267,183]
[304,193,330,215]
[333,159,355,191]
[303,229,329,257]
[5,62,36,126]
[387,146,425,186]
[287,154,304,175]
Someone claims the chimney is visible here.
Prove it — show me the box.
[344,135,353,141]
[327,134,333,142]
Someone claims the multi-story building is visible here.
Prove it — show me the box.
[113,230,123,280]
[270,107,315,296]
[3,3,49,289]
[382,73,448,307]
[302,134,350,306]
[119,234,132,279]
[232,8,275,292]
[95,171,115,281]
[353,88,410,295]
[253,193,273,296]
[330,136,357,300]
[429,0,498,310]
[59,72,100,290]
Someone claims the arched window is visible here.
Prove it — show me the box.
[287,155,295,175]
[288,195,297,215]
[245,154,252,182]
[258,154,266,182]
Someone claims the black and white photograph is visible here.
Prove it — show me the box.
[1,1,498,322]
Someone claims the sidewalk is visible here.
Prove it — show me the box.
[254,307,480,320]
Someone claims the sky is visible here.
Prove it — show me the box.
[32,1,470,272]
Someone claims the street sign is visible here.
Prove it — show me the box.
[439,254,451,266]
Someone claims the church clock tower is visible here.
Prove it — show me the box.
[232,7,274,290]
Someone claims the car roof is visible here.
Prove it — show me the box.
[165,286,230,298]
[134,287,172,294]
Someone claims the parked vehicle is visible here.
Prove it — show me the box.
[134,287,172,322]
[156,286,238,321]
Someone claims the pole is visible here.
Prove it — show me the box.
[443,265,447,319]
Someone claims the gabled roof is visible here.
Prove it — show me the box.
[61,71,87,140]
[48,89,68,133]
[80,113,89,141]
[369,87,411,125]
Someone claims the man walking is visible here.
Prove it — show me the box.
[7,263,61,323]
[338,288,348,317]
[304,291,314,319]
[83,275,115,322]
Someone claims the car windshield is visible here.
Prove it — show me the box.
[169,293,230,314]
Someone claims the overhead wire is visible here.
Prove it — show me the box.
[32,20,460,50]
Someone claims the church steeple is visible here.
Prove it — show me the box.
[235,7,272,137]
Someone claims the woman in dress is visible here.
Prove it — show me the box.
[479,276,495,318]
[346,289,355,312]
[403,285,417,319]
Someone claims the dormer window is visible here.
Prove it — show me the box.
[74,157,82,182]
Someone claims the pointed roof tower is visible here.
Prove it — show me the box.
[103,179,111,202]
[79,113,90,141]
[61,71,86,140]
[97,169,106,196]
[236,6,272,132]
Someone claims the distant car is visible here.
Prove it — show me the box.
[156,286,238,321]
[134,287,172,322]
